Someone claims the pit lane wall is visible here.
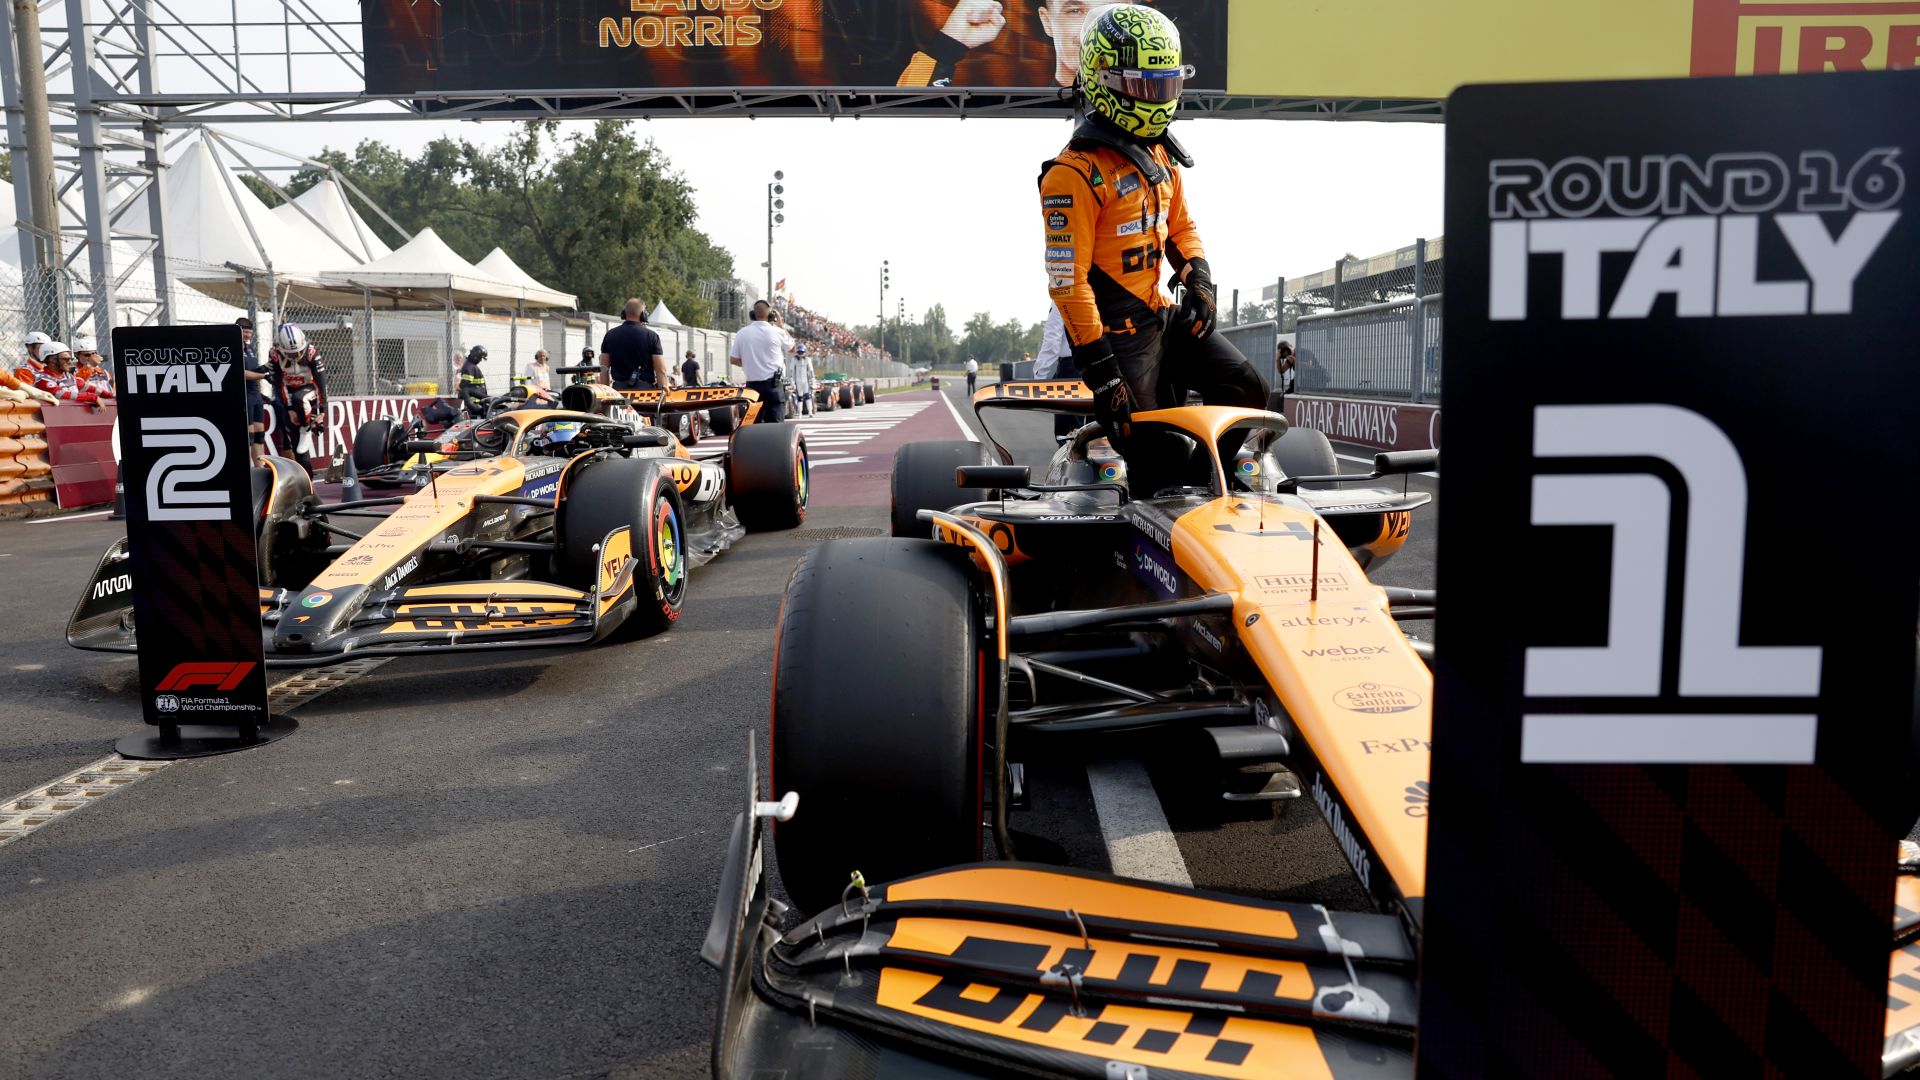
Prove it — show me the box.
[1284,394,1440,454]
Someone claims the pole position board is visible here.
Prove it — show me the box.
[1424,70,1919,1077]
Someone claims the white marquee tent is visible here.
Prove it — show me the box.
[273,178,391,265]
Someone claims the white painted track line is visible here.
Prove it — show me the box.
[1084,758,1193,888]
[937,387,980,442]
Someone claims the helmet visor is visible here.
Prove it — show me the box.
[1098,65,1194,104]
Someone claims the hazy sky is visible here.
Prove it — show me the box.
[241,114,1446,327]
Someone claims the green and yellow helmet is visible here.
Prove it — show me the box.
[1077,4,1193,140]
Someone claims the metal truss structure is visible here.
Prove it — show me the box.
[1,0,1444,337]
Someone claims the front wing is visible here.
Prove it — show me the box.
[707,748,1416,1080]
[68,526,644,667]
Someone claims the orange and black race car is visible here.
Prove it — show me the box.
[69,386,808,667]
[707,382,1432,1078]
[711,382,1920,1078]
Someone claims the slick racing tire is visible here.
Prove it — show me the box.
[1268,427,1338,481]
[709,404,739,437]
[730,422,808,531]
[352,418,397,473]
[773,539,983,914]
[837,385,854,410]
[558,457,687,636]
[890,440,994,539]
[862,383,875,405]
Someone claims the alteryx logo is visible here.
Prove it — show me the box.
[1488,149,1902,320]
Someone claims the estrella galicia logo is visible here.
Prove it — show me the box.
[1487,149,1902,321]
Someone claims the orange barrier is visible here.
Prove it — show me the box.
[0,400,54,512]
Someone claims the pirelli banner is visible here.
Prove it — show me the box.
[365,1,1918,101]
[111,325,269,734]
[1424,70,1919,1075]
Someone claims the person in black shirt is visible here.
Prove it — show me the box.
[681,350,701,388]
[237,317,270,463]
[459,345,490,418]
[599,299,667,391]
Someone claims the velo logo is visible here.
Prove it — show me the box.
[141,417,229,522]
[1520,403,1822,764]
[155,661,257,692]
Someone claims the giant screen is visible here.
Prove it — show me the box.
[364,1,1231,95]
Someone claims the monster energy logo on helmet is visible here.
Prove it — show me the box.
[1078,5,1193,140]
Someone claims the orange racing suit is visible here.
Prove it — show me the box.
[1041,140,1202,352]
[1039,127,1265,415]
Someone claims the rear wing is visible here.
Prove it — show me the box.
[622,386,760,412]
[973,379,1094,413]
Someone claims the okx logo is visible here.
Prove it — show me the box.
[156,661,257,692]
[1488,149,1903,320]
[1520,403,1821,764]
[141,416,229,521]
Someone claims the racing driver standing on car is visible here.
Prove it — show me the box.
[1040,5,1265,452]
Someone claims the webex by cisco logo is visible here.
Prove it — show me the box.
[1487,148,1903,320]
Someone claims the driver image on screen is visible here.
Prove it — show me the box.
[1037,0,1144,87]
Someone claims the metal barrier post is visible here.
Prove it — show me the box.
[1411,238,1428,404]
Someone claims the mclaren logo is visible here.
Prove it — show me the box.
[1488,149,1902,320]
[141,417,229,521]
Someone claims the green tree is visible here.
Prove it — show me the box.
[289,122,735,325]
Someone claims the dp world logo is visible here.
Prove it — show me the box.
[154,694,179,713]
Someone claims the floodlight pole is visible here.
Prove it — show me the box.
[10,0,59,274]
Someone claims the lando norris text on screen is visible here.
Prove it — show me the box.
[1039,4,1266,463]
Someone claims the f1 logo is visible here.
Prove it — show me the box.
[1520,404,1821,764]
[155,661,257,691]
[141,417,229,522]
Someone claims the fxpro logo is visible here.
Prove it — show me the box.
[1488,149,1902,320]
[141,417,229,521]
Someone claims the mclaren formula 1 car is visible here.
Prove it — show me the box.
[70,385,807,666]
[713,381,1920,1078]
[710,380,1433,1078]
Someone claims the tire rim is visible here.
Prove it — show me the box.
[793,442,810,509]
[655,495,685,602]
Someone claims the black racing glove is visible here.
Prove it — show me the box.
[1075,341,1132,441]
[1175,257,1218,341]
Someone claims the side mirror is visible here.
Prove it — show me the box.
[957,465,1030,489]
[555,365,598,376]
[624,431,672,449]
[510,385,530,400]
[403,439,442,455]
[1374,449,1438,476]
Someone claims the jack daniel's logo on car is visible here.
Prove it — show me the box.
[1488,149,1903,320]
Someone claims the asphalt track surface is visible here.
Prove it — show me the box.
[0,385,1436,1079]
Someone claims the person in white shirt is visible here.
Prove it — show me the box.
[728,300,789,423]
[522,349,556,404]
[1033,306,1080,442]
[965,356,980,395]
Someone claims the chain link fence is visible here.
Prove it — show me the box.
[1235,237,1444,403]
